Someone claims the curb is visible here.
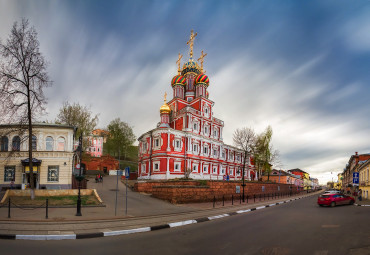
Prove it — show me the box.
[1,196,309,241]
[354,204,370,207]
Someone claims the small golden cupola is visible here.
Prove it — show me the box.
[159,92,171,128]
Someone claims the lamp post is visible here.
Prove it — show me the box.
[76,135,83,216]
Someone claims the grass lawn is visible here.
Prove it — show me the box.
[3,195,101,206]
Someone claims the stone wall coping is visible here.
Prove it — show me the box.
[153,185,210,189]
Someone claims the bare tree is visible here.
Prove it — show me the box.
[233,127,256,201]
[0,19,52,194]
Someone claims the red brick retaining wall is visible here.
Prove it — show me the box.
[135,180,300,203]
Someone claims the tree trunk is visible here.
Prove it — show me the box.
[27,84,35,199]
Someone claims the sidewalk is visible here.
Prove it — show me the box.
[0,188,322,239]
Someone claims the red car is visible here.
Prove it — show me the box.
[317,193,355,207]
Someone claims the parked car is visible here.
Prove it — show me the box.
[317,193,355,207]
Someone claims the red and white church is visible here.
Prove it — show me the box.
[138,31,256,180]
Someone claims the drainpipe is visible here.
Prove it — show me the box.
[149,131,153,177]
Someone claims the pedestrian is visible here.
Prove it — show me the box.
[99,174,103,183]
[358,189,362,201]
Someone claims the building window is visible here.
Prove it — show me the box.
[12,136,20,151]
[31,135,37,151]
[155,138,160,147]
[46,136,54,151]
[174,162,181,172]
[57,137,65,151]
[193,123,198,131]
[142,164,146,173]
[214,129,218,137]
[193,144,198,152]
[47,166,59,182]
[203,165,208,173]
[213,149,218,157]
[230,169,234,176]
[204,146,208,155]
[4,166,15,182]
[175,140,181,149]
[222,150,225,159]
[221,168,226,175]
[192,164,198,172]
[153,162,160,171]
[143,142,147,152]
[1,136,8,151]
[213,167,217,174]
[204,127,208,134]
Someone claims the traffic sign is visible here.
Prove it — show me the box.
[125,167,130,178]
[353,172,359,184]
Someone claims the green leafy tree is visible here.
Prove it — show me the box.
[253,126,281,181]
[0,19,52,194]
[104,118,136,162]
[56,102,99,139]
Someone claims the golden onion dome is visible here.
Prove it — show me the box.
[160,103,171,114]
[159,92,171,114]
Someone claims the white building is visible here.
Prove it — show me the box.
[0,123,76,190]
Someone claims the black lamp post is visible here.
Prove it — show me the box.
[76,135,83,216]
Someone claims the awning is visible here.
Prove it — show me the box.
[21,158,42,166]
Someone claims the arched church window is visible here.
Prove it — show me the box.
[57,137,65,151]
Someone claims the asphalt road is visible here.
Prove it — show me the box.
[1,194,369,255]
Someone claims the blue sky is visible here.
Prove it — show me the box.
[1,0,370,184]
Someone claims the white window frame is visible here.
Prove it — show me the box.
[153,161,160,172]
[141,164,146,173]
[213,167,217,174]
[193,144,198,153]
[192,164,198,173]
[230,168,234,176]
[221,167,226,175]
[174,162,181,172]
[203,165,209,173]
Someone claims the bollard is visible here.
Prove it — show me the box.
[213,196,216,208]
[223,195,225,206]
[46,199,49,219]
[232,194,234,205]
[8,198,11,218]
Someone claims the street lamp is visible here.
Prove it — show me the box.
[76,135,83,216]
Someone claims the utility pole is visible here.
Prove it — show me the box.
[76,135,83,216]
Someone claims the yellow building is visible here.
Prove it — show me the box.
[303,172,310,190]
[359,159,370,200]
[334,173,343,190]
[0,123,75,190]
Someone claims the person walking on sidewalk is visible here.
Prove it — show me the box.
[358,189,362,201]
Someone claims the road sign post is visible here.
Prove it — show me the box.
[125,167,130,215]
[353,172,359,186]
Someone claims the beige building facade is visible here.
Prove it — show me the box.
[359,159,370,200]
[0,124,76,190]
